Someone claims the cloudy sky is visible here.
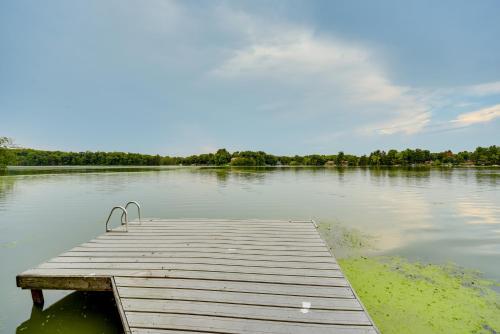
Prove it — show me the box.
[1,0,499,155]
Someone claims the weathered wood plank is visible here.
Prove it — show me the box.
[117,286,357,309]
[126,313,377,334]
[38,262,343,278]
[114,277,356,300]
[121,222,315,228]
[128,223,314,228]
[17,275,111,290]
[124,220,314,226]
[121,299,371,325]
[132,330,219,334]
[59,251,337,262]
[134,219,298,223]
[100,233,323,240]
[126,220,312,226]
[90,238,325,247]
[19,268,350,286]
[99,236,323,243]
[112,277,132,334]
[79,242,329,252]
[49,257,339,270]
[69,246,332,257]
[113,229,318,236]
[107,230,320,237]
[96,236,324,244]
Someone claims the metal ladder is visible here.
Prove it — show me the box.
[105,201,141,232]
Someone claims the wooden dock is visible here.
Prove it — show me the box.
[17,219,379,334]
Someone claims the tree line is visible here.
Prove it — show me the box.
[0,137,498,167]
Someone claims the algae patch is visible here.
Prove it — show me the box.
[340,256,500,334]
[316,221,374,258]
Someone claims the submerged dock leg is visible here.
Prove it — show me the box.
[30,289,44,306]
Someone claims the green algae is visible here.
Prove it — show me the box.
[339,256,500,334]
[316,221,375,258]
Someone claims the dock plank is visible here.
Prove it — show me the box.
[89,239,326,247]
[69,246,333,257]
[58,251,338,263]
[92,237,325,246]
[113,277,356,300]
[19,268,350,286]
[121,299,371,325]
[126,312,377,334]
[48,257,339,270]
[78,242,329,252]
[38,262,343,277]
[117,286,357,309]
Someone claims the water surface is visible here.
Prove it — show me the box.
[0,167,498,333]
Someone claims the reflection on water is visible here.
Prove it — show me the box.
[0,167,499,333]
[16,292,121,334]
[0,177,15,204]
[457,201,499,225]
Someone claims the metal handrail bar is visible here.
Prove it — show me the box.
[121,201,141,225]
[106,206,128,232]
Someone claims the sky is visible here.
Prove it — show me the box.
[1,0,499,156]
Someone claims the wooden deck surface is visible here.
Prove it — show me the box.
[17,219,378,334]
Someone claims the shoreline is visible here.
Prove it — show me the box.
[2,164,499,177]
[2,164,498,177]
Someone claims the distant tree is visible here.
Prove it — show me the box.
[369,150,382,166]
[0,137,16,168]
[359,155,369,166]
[0,137,13,148]
[335,151,345,166]
[305,155,326,166]
[344,154,360,166]
[264,153,278,166]
[230,157,256,166]
[386,149,399,165]
[214,149,231,166]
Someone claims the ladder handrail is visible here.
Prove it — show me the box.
[106,206,128,232]
[121,201,141,225]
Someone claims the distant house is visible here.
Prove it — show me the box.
[325,160,335,167]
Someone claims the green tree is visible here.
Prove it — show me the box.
[359,155,369,166]
[214,149,231,166]
[230,157,256,166]
[369,150,383,166]
[386,149,399,165]
[0,137,16,168]
[336,151,345,166]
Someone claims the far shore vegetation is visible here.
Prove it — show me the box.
[1,137,499,169]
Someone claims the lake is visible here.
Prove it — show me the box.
[0,167,499,333]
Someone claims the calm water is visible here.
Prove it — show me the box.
[0,167,499,333]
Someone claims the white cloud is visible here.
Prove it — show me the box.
[465,81,500,96]
[451,104,500,127]
[213,30,369,79]
[361,110,431,135]
[210,15,431,136]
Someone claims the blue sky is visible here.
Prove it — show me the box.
[1,0,499,155]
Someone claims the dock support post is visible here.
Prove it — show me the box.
[31,289,44,306]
